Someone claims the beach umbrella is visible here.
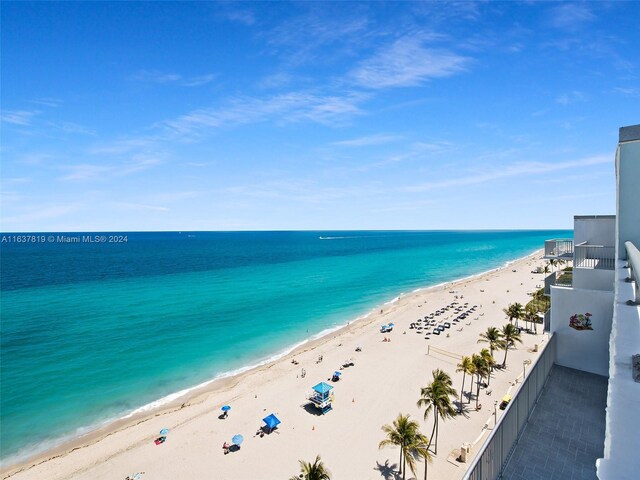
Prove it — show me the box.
[262,413,281,432]
[221,405,231,412]
[159,428,169,435]
[232,434,244,445]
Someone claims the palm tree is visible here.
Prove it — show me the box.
[501,323,523,368]
[479,348,496,386]
[456,356,474,408]
[290,455,331,480]
[417,370,457,455]
[405,430,431,480]
[477,326,504,359]
[524,303,538,334]
[471,353,489,409]
[409,433,432,480]
[379,413,420,479]
[503,303,524,328]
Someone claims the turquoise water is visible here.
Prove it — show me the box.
[0,230,568,462]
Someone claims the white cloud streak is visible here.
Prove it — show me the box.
[160,91,366,138]
[350,36,470,89]
[1,110,40,126]
[59,155,162,181]
[131,70,216,87]
[404,155,611,192]
[332,134,403,147]
[549,4,595,30]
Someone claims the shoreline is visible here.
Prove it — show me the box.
[2,248,545,479]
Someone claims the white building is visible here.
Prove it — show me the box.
[545,124,640,479]
[464,124,639,480]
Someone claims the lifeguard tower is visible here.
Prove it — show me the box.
[309,382,333,415]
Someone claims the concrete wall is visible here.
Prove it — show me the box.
[616,137,640,259]
[574,216,615,246]
[550,286,613,376]
[572,268,614,291]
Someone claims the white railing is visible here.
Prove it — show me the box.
[462,334,557,480]
[544,239,573,259]
[574,244,615,270]
[625,241,640,303]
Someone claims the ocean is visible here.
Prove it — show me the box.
[0,230,568,464]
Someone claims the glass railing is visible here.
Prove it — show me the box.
[462,334,557,480]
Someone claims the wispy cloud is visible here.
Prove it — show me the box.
[221,6,256,26]
[556,91,587,105]
[332,134,403,147]
[89,138,159,155]
[59,164,113,181]
[131,70,216,87]
[161,91,366,138]
[28,98,63,108]
[259,72,294,89]
[612,87,639,96]
[59,155,162,181]
[111,202,169,212]
[404,155,611,192]
[46,121,96,135]
[548,3,595,30]
[265,7,370,65]
[1,109,40,126]
[349,36,470,89]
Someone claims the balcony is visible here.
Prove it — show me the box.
[544,269,573,295]
[574,242,616,270]
[544,239,573,260]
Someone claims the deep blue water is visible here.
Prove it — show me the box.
[0,230,568,463]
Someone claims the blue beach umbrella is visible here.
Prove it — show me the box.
[159,428,169,435]
[262,413,281,432]
[232,434,244,445]
[221,405,231,412]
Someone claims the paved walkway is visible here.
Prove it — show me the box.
[502,365,607,480]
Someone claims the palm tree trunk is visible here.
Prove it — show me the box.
[502,345,509,367]
[399,447,403,475]
[459,372,466,407]
[428,417,436,452]
[475,375,480,408]
[402,452,406,480]
[435,415,439,455]
[424,457,428,480]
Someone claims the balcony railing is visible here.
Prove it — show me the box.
[543,309,550,332]
[544,270,573,295]
[544,239,573,259]
[625,241,640,304]
[574,242,615,270]
[463,334,557,480]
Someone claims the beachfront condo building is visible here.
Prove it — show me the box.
[464,124,639,480]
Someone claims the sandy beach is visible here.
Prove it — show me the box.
[3,250,550,480]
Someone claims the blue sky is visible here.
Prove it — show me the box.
[1,1,639,232]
